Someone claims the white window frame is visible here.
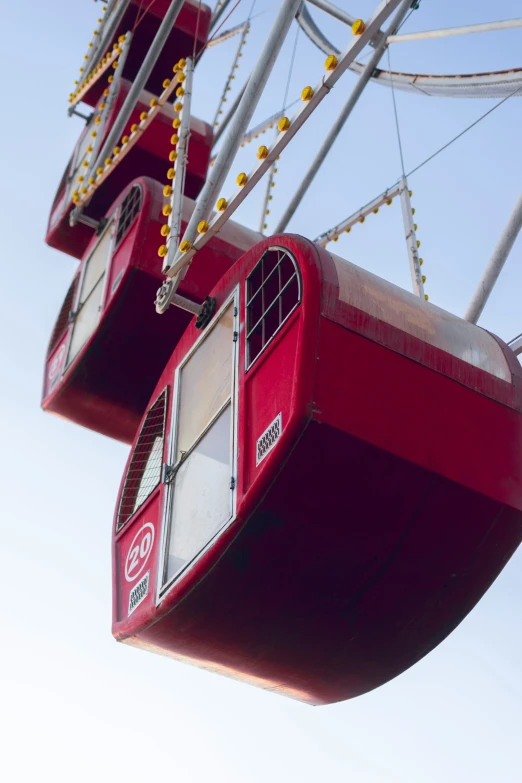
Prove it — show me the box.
[157,287,240,602]
[244,246,302,372]
[65,218,115,369]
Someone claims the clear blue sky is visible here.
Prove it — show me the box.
[1,2,521,781]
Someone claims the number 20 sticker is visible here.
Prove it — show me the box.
[125,522,155,583]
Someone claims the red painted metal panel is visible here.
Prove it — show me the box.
[42,178,260,442]
[46,78,212,259]
[79,1,211,108]
[111,234,522,703]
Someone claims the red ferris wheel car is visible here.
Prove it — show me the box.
[42,177,261,443]
[111,234,522,705]
[75,0,211,108]
[47,77,212,260]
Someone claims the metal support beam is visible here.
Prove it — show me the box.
[158,0,404,296]
[168,0,303,271]
[305,0,357,28]
[212,79,249,148]
[83,0,131,81]
[508,334,522,356]
[87,32,132,175]
[77,213,101,230]
[93,0,185,177]
[464,191,522,323]
[399,177,424,298]
[314,183,401,244]
[163,59,194,273]
[274,0,412,233]
[388,18,522,43]
[170,293,203,316]
[210,0,233,33]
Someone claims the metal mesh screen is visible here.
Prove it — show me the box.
[48,274,79,356]
[246,248,300,367]
[117,389,167,531]
[115,184,142,247]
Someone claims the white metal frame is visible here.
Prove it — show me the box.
[157,287,240,603]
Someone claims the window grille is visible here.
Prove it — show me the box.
[47,274,79,356]
[246,248,300,367]
[115,184,142,247]
[117,389,168,531]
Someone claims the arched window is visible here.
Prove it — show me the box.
[246,247,301,368]
[117,389,168,531]
[115,184,142,247]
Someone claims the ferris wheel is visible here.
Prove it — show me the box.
[43,0,522,704]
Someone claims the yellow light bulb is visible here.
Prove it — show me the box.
[130,124,138,133]
[351,19,366,35]
[257,145,269,160]
[178,58,186,69]
[160,225,170,237]
[139,111,148,121]
[163,204,172,216]
[301,86,314,101]
[422,275,427,284]
[96,167,104,175]
[88,177,95,185]
[236,172,248,186]
[162,78,171,89]
[419,258,424,266]
[198,221,209,234]
[179,240,191,253]
[113,146,121,155]
[176,87,184,98]
[121,135,129,144]
[278,117,290,132]
[325,55,338,71]
[167,168,175,180]
[177,72,186,83]
[163,185,173,197]
[173,118,181,129]
[216,198,227,211]
[158,245,168,257]
[424,294,429,301]
[174,102,183,112]
[416,240,421,248]
[149,97,158,107]
[169,150,177,162]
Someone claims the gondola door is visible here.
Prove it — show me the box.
[66,220,115,366]
[159,292,239,595]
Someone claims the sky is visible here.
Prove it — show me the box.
[1,1,522,781]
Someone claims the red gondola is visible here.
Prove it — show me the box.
[47,78,212,259]
[42,177,260,443]
[76,0,211,107]
[111,234,522,705]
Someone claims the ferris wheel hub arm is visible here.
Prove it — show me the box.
[167,0,405,278]
[388,17,522,43]
[274,0,411,234]
[464,191,522,324]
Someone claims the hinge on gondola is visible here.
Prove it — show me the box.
[230,476,236,490]
[162,452,187,484]
[233,331,238,342]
